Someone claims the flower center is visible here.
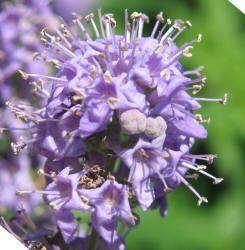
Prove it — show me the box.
[78,165,105,189]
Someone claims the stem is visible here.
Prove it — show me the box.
[88,227,99,250]
[104,154,117,177]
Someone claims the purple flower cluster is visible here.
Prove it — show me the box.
[0,0,97,215]
[5,9,226,249]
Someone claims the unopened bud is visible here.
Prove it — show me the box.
[144,116,167,139]
[119,109,146,135]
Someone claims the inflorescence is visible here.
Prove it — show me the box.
[3,9,227,248]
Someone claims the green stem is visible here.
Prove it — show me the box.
[88,227,99,250]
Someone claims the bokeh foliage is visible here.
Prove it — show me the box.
[96,0,245,249]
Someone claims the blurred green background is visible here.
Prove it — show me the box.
[96,0,245,249]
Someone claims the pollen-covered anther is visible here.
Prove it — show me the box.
[80,195,90,205]
[182,46,193,58]
[50,172,57,181]
[197,197,208,206]
[73,88,86,98]
[173,24,181,31]
[220,93,228,105]
[156,12,164,23]
[160,69,171,81]
[107,174,116,181]
[85,13,95,22]
[49,202,58,211]
[39,79,44,89]
[162,151,170,159]
[15,189,23,196]
[154,43,163,54]
[90,65,97,78]
[197,34,202,43]
[107,97,120,110]
[201,76,207,83]
[164,187,173,193]
[72,96,83,103]
[18,70,29,80]
[37,169,45,175]
[130,12,142,20]
[167,18,172,25]
[48,59,60,69]
[213,178,224,185]
[103,71,113,83]
[195,114,205,123]
[142,14,149,23]
[40,37,48,45]
[186,173,200,180]
[32,52,39,60]
[186,20,192,28]
[103,14,117,28]
[166,37,172,46]
[138,149,149,159]
[197,165,207,171]
[11,136,26,155]
[125,191,133,198]
[128,215,137,221]
[192,84,203,95]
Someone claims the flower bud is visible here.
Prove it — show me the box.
[119,109,146,135]
[144,116,167,139]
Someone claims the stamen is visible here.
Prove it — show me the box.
[155,169,172,193]
[0,127,28,134]
[176,172,207,206]
[104,71,113,83]
[80,195,90,205]
[19,71,67,82]
[41,29,76,57]
[85,13,100,38]
[194,93,228,105]
[107,97,120,109]
[73,88,86,98]
[160,23,180,44]
[73,16,91,40]
[55,28,72,49]
[160,69,171,81]
[30,81,50,97]
[194,114,211,125]
[151,12,164,38]
[172,20,191,41]
[124,9,129,45]
[184,66,204,77]
[98,9,106,38]
[182,161,223,185]
[184,154,217,164]
[49,202,58,211]
[38,169,57,182]
[157,18,171,41]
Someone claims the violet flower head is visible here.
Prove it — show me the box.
[10,9,226,248]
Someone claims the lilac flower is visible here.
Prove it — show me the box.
[79,179,135,244]
[115,135,166,210]
[17,166,93,242]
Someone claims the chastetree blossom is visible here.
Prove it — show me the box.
[3,9,226,250]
